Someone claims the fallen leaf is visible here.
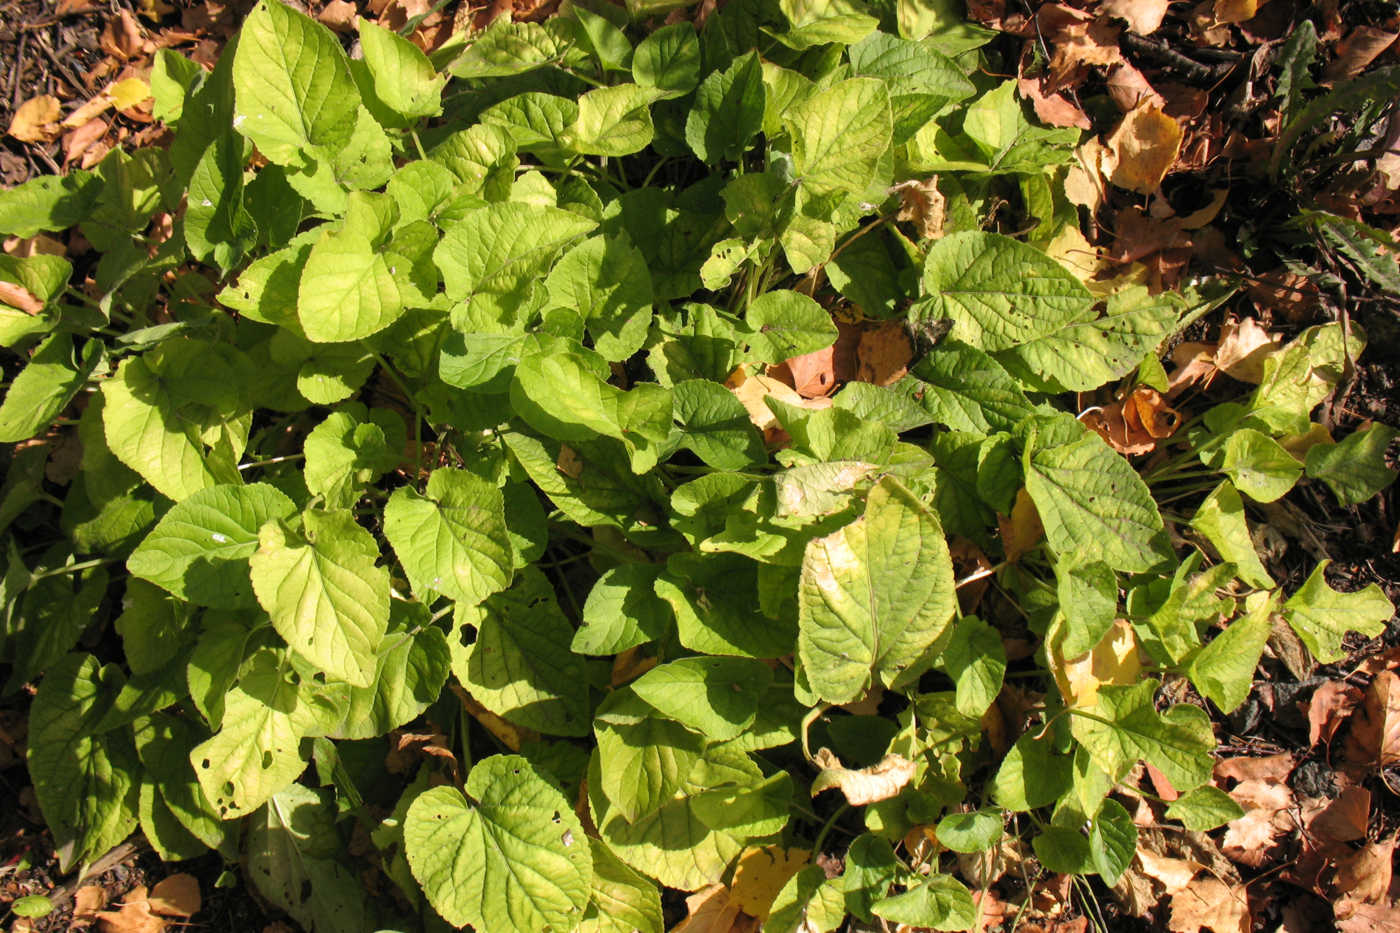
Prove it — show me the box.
[1335,836,1396,904]
[1213,0,1270,25]
[1322,27,1398,83]
[1054,618,1143,709]
[729,846,810,920]
[1346,671,1400,770]
[1102,0,1171,34]
[100,9,147,59]
[64,118,109,166]
[1306,681,1363,747]
[1214,319,1281,383]
[1168,877,1251,933]
[1221,779,1291,867]
[810,748,916,805]
[108,77,152,111]
[895,177,946,240]
[9,95,63,144]
[1105,62,1165,113]
[1049,18,1124,83]
[74,884,108,919]
[1335,900,1400,932]
[555,443,583,479]
[773,345,839,398]
[997,488,1044,564]
[672,884,744,933]
[62,95,115,130]
[730,368,832,440]
[1137,848,1201,889]
[0,281,46,314]
[1083,386,1181,455]
[96,886,166,933]
[318,0,360,31]
[1309,784,1371,844]
[1019,74,1093,129]
[1064,137,1112,212]
[148,873,200,917]
[1107,102,1183,194]
[855,322,914,386]
[384,729,458,778]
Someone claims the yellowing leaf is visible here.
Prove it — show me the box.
[730,846,810,920]
[1107,102,1182,194]
[1055,618,1143,709]
[108,77,153,110]
[9,95,63,143]
[810,748,916,805]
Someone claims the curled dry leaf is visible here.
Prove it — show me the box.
[1344,670,1400,769]
[1214,319,1281,384]
[730,368,832,439]
[1105,62,1165,113]
[9,95,63,143]
[1137,848,1201,890]
[95,886,165,933]
[1107,102,1183,195]
[1102,0,1171,34]
[74,884,109,919]
[1018,74,1093,129]
[810,748,917,805]
[0,281,46,315]
[895,177,946,240]
[318,0,360,31]
[1168,877,1251,933]
[147,873,201,917]
[1082,386,1182,455]
[1336,901,1400,933]
[1306,680,1364,747]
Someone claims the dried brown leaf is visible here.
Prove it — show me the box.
[318,0,359,31]
[1102,0,1171,34]
[855,322,914,386]
[1335,836,1396,904]
[1322,27,1398,83]
[1018,74,1092,129]
[9,96,64,143]
[1309,785,1371,844]
[1306,681,1363,747]
[1168,877,1251,933]
[811,748,916,805]
[1335,900,1400,932]
[672,884,743,933]
[74,884,108,919]
[1221,779,1291,867]
[1346,671,1400,769]
[1215,318,1282,384]
[148,873,201,917]
[895,177,946,239]
[96,887,165,933]
[0,281,46,314]
[1107,103,1183,194]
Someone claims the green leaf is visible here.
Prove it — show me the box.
[544,234,654,362]
[100,350,244,502]
[1033,826,1092,874]
[958,80,1080,173]
[935,808,1004,853]
[786,77,891,199]
[232,0,364,166]
[1166,785,1245,831]
[250,509,391,687]
[799,476,957,703]
[133,713,230,855]
[942,616,1005,716]
[672,379,765,470]
[246,784,370,933]
[331,609,450,740]
[1056,562,1118,658]
[997,286,1179,393]
[919,232,1094,353]
[1189,481,1274,589]
[658,553,797,658]
[0,334,100,443]
[1283,560,1393,663]
[454,566,592,736]
[991,731,1072,811]
[302,405,404,509]
[1089,798,1136,884]
[1025,424,1167,573]
[1250,323,1364,432]
[383,467,513,606]
[595,696,704,823]
[190,647,345,819]
[1070,680,1214,789]
[435,202,596,308]
[685,51,765,164]
[357,18,444,120]
[448,18,571,79]
[632,22,700,98]
[908,341,1035,433]
[1220,429,1302,503]
[27,654,140,872]
[574,564,672,655]
[569,84,659,157]
[766,867,844,933]
[572,5,632,72]
[745,289,839,363]
[629,657,772,741]
[296,228,405,342]
[1304,212,1400,295]
[10,896,53,919]
[775,0,879,48]
[126,483,295,608]
[579,837,663,933]
[405,756,592,932]
[0,171,101,238]
[1305,423,1400,506]
[1187,592,1272,713]
[872,875,977,931]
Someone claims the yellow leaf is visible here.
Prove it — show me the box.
[8,95,62,143]
[1107,102,1183,195]
[810,748,917,805]
[107,77,152,111]
[730,846,811,920]
[1053,618,1143,709]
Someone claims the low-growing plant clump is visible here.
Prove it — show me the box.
[0,0,1396,930]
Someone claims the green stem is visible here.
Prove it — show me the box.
[812,804,850,855]
[33,556,121,580]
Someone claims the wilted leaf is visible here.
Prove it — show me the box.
[810,748,916,805]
